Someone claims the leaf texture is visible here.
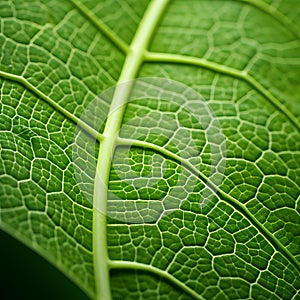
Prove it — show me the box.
[0,0,300,299]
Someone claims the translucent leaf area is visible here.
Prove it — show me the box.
[0,0,299,299]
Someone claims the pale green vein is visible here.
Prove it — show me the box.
[92,1,170,300]
[238,0,300,39]
[145,52,300,131]
[115,137,207,181]
[0,70,102,141]
[68,0,129,54]
[116,137,300,273]
[109,260,205,300]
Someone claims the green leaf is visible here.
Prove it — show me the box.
[1,0,300,299]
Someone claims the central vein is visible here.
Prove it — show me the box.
[92,1,170,299]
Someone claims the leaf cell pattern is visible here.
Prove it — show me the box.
[0,0,299,299]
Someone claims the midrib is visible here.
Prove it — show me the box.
[92,1,170,299]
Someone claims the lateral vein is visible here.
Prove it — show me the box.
[109,260,205,300]
[116,137,300,273]
[68,0,129,54]
[145,52,300,131]
[238,0,300,39]
[0,70,102,141]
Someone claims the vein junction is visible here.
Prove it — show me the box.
[0,0,299,298]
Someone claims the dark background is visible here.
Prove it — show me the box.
[1,230,90,300]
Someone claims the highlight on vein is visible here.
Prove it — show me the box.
[72,77,226,223]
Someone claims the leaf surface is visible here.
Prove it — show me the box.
[0,0,300,299]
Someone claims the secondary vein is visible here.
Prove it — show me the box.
[0,70,102,141]
[116,137,300,273]
[68,0,129,54]
[239,0,300,39]
[109,260,205,300]
[92,1,170,299]
[145,51,300,131]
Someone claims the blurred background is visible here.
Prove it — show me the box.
[1,230,90,300]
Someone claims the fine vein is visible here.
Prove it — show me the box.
[92,1,170,299]
[145,52,300,131]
